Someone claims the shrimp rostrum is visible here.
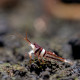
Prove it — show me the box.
[24,33,72,65]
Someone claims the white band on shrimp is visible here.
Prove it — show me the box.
[53,52,55,54]
[28,50,34,57]
[40,49,45,57]
[64,59,73,64]
[30,44,35,49]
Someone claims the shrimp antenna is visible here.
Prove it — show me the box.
[24,32,31,44]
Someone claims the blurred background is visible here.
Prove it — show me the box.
[0,0,80,62]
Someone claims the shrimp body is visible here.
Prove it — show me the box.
[24,33,72,64]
